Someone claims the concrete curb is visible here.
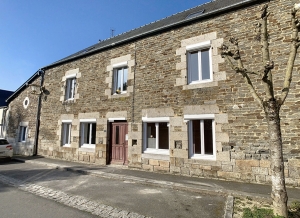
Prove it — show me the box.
[224,195,234,218]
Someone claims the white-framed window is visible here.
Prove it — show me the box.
[62,121,72,146]
[80,120,96,148]
[185,114,216,160]
[142,117,169,155]
[18,126,27,142]
[187,41,212,84]
[65,77,76,100]
[113,66,128,94]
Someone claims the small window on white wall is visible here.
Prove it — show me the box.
[80,121,96,148]
[187,41,212,84]
[185,114,216,160]
[62,122,71,146]
[18,126,27,142]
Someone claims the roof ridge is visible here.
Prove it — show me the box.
[97,1,211,43]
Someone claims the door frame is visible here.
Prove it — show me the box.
[109,121,128,165]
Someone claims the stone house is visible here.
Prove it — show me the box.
[6,0,300,186]
[6,72,43,155]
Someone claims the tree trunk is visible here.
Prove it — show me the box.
[265,100,288,217]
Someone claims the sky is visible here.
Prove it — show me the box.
[0,0,210,92]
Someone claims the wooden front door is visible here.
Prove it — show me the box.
[111,123,128,165]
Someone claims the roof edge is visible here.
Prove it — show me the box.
[44,0,260,68]
[6,69,43,103]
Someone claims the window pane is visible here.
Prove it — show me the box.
[22,127,26,141]
[204,120,213,155]
[123,68,128,91]
[147,123,156,148]
[158,123,169,149]
[70,78,76,98]
[91,123,96,144]
[192,120,201,154]
[201,49,210,80]
[117,69,122,92]
[189,51,199,82]
[82,123,88,144]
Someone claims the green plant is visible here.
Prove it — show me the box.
[288,201,300,218]
[242,207,284,218]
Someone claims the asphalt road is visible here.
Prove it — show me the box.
[0,158,226,218]
[0,181,98,218]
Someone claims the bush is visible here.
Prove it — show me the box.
[242,207,284,218]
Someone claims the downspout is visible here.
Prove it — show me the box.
[33,69,45,156]
[131,42,137,125]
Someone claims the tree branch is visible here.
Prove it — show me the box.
[221,43,263,107]
[278,7,300,106]
[260,4,275,100]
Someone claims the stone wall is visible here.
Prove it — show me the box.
[13,0,300,186]
[6,79,41,155]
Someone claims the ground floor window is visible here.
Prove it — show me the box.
[143,121,169,154]
[80,122,96,148]
[62,122,71,146]
[187,117,215,159]
[18,126,27,142]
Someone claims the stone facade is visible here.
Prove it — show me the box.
[6,81,41,155]
[7,0,300,187]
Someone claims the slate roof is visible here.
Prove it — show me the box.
[7,0,261,103]
[0,89,14,107]
[47,0,260,67]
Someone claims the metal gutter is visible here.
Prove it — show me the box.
[43,0,259,69]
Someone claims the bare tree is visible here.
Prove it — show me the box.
[221,4,300,217]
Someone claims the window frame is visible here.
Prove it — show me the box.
[61,120,72,147]
[112,62,128,95]
[186,41,213,84]
[65,76,76,100]
[80,119,96,149]
[142,117,170,155]
[18,126,27,142]
[184,114,216,160]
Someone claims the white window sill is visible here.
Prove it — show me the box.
[113,91,127,95]
[191,154,216,161]
[144,148,169,155]
[189,79,213,85]
[183,81,218,90]
[62,144,71,147]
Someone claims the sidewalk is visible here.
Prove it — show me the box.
[11,155,300,217]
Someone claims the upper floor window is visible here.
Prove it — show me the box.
[18,126,27,142]
[65,77,76,100]
[113,67,128,94]
[187,41,212,84]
